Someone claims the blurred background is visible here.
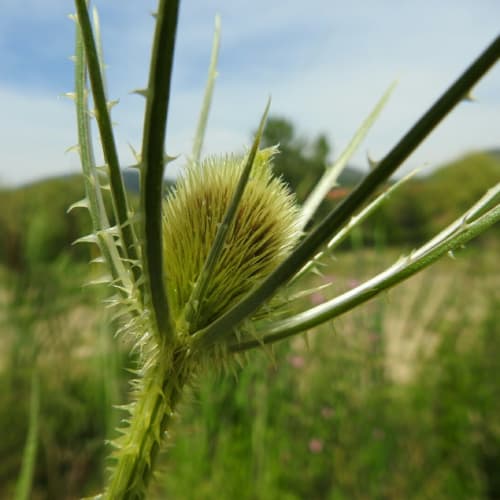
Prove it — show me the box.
[1,1,499,499]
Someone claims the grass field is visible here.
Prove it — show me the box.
[0,240,498,499]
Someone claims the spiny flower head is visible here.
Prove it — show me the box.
[162,147,302,334]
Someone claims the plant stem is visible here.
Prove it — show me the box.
[140,0,180,344]
[105,346,193,500]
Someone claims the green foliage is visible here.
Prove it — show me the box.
[0,245,498,498]
[260,115,499,248]
[0,172,146,272]
[14,371,39,500]
[0,259,126,499]
[0,176,91,271]
[261,116,332,202]
[420,152,500,234]
[357,152,500,247]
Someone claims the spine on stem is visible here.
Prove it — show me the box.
[106,346,193,500]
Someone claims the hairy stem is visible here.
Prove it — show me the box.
[140,0,180,344]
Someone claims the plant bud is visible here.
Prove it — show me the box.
[162,147,302,333]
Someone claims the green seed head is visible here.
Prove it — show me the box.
[162,147,302,334]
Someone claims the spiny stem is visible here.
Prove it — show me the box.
[74,18,133,294]
[140,0,180,344]
[106,347,193,499]
[74,0,140,275]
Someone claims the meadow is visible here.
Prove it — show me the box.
[1,235,498,499]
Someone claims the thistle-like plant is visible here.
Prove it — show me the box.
[71,1,500,498]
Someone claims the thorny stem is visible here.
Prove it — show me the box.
[105,347,193,500]
[74,18,133,295]
[74,0,141,279]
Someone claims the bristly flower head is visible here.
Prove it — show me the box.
[162,146,302,334]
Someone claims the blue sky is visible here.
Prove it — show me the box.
[0,1,499,186]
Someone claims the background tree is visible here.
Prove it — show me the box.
[260,116,331,202]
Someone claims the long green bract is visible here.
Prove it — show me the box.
[300,81,396,228]
[230,186,500,351]
[193,34,500,350]
[139,0,180,344]
[184,100,270,333]
[191,15,221,164]
[73,16,134,296]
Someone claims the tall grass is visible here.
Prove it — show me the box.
[0,259,127,498]
[0,241,498,498]
[160,243,500,499]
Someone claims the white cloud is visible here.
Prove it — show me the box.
[0,0,499,186]
[0,86,79,186]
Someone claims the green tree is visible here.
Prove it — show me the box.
[260,116,330,202]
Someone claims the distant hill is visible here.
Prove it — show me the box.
[0,151,497,271]
[486,147,500,161]
[362,151,500,246]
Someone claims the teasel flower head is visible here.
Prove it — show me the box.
[162,146,302,336]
